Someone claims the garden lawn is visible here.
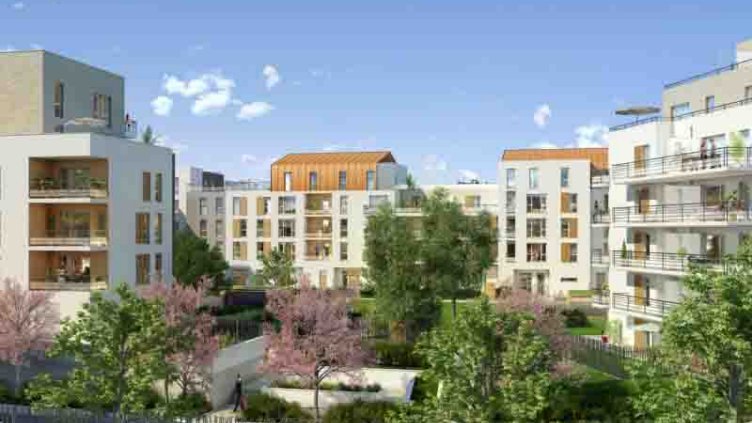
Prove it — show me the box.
[566,315,606,336]
[353,298,480,329]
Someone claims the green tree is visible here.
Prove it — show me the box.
[173,228,228,287]
[141,125,157,144]
[27,284,166,415]
[421,188,495,319]
[364,204,440,341]
[630,240,752,422]
[257,247,296,287]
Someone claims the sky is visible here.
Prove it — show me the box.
[2,1,752,183]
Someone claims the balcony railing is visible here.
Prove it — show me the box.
[592,210,610,224]
[665,58,752,89]
[592,290,610,307]
[305,230,333,238]
[30,275,108,291]
[612,146,752,182]
[613,250,722,273]
[612,202,752,224]
[124,119,138,139]
[304,254,331,261]
[591,173,610,186]
[610,96,752,132]
[30,229,108,247]
[29,178,108,199]
[591,250,610,266]
[305,206,332,215]
[612,292,679,318]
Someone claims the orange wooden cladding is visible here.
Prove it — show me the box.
[502,148,609,170]
[270,151,396,191]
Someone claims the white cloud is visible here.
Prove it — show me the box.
[150,96,173,116]
[11,2,24,10]
[458,169,480,181]
[160,72,237,116]
[574,124,609,147]
[531,141,559,149]
[263,65,281,90]
[153,135,187,153]
[192,90,233,116]
[241,154,258,164]
[162,74,210,97]
[236,101,274,120]
[533,104,551,128]
[422,154,448,172]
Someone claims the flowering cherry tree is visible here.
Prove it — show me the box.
[496,289,569,358]
[141,279,219,397]
[0,278,59,395]
[259,287,368,421]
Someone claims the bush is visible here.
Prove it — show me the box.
[373,341,423,368]
[323,400,398,423]
[561,308,589,328]
[544,378,636,421]
[409,375,437,401]
[243,392,312,422]
[165,392,212,417]
[359,285,376,298]
[272,380,381,392]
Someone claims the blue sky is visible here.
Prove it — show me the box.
[2,1,751,183]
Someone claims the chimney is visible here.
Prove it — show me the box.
[737,38,752,62]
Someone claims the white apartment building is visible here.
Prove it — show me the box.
[606,39,752,348]
[498,148,609,298]
[0,50,174,319]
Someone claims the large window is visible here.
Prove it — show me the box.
[340,219,348,237]
[233,219,247,238]
[154,253,163,281]
[561,243,578,263]
[155,173,163,202]
[671,102,690,118]
[528,168,539,189]
[505,216,516,237]
[142,172,151,202]
[338,171,347,190]
[215,219,223,239]
[199,219,207,238]
[506,168,516,189]
[506,242,516,260]
[506,191,516,210]
[366,170,375,190]
[155,213,163,244]
[54,81,64,118]
[136,254,150,285]
[233,197,247,216]
[561,193,577,213]
[93,93,112,127]
[215,197,224,214]
[526,243,547,262]
[526,194,547,213]
[256,219,266,238]
[560,218,578,238]
[136,213,150,244]
[705,95,715,112]
[279,196,296,214]
[465,195,481,209]
[309,172,318,191]
[284,172,292,192]
[560,167,569,188]
[526,218,546,238]
[279,219,295,237]
[339,195,349,214]
[340,242,349,261]
[233,242,247,260]
[199,198,208,216]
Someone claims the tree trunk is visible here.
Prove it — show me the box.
[164,377,170,403]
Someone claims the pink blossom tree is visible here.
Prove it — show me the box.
[0,278,59,395]
[496,289,569,359]
[259,287,369,422]
[141,280,219,398]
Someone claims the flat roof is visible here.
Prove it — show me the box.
[501,148,608,170]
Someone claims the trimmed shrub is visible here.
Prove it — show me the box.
[322,400,399,423]
[561,308,589,328]
[373,341,423,368]
[242,392,312,422]
[165,392,212,417]
[409,375,438,401]
[272,380,381,392]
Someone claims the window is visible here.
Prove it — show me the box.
[155,213,163,244]
[526,194,547,213]
[746,86,752,100]
[142,172,151,202]
[505,216,515,237]
[340,242,348,261]
[366,170,375,190]
[528,168,539,189]
[199,220,207,238]
[155,173,163,202]
[368,195,389,208]
[506,191,516,210]
[233,219,247,238]
[199,198,208,216]
[257,197,271,215]
[705,95,715,112]
[309,172,318,191]
[506,242,516,259]
[280,242,295,259]
[560,167,569,188]
[256,219,266,238]
[561,193,577,213]
[136,254,150,285]
[279,219,295,237]
[338,171,347,190]
[233,197,248,216]
[155,253,163,281]
[671,102,690,118]
[279,196,296,214]
[284,172,293,192]
[561,243,578,263]
[464,195,481,209]
[215,197,224,214]
[339,195,349,214]
[526,218,546,238]
[215,219,223,239]
[526,243,547,262]
[136,213,150,244]
[340,219,348,237]
[506,168,516,189]
[54,82,64,118]
[233,242,247,260]
[92,93,111,127]
[256,242,268,259]
[560,218,578,238]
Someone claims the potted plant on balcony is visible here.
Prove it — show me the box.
[729,132,746,166]
[621,239,628,260]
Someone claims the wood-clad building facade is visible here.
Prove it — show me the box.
[270,151,397,192]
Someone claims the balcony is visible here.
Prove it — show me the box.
[592,210,610,225]
[30,275,108,291]
[591,250,610,266]
[611,146,752,184]
[612,293,679,318]
[30,230,108,248]
[305,194,333,215]
[305,230,333,239]
[29,177,108,199]
[591,290,610,307]
[124,118,138,139]
[612,202,752,226]
[612,250,722,274]
[591,172,610,187]
[505,203,516,214]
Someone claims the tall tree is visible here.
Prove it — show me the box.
[259,287,368,422]
[630,240,752,422]
[0,278,59,396]
[421,188,495,319]
[257,247,296,287]
[173,228,228,287]
[28,284,166,415]
[141,125,157,144]
[140,281,219,399]
[364,204,441,341]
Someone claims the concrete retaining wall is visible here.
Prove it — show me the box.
[210,336,265,409]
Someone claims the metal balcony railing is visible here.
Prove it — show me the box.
[613,250,723,273]
[591,290,610,307]
[612,293,679,318]
[591,250,610,266]
[30,275,108,291]
[30,229,108,247]
[592,210,611,224]
[612,146,752,181]
[305,230,333,238]
[29,178,108,198]
[612,202,752,224]
[591,173,610,186]
[610,96,752,132]
[665,58,752,89]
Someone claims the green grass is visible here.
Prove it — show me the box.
[566,315,607,336]
[353,297,480,329]
[567,289,594,298]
